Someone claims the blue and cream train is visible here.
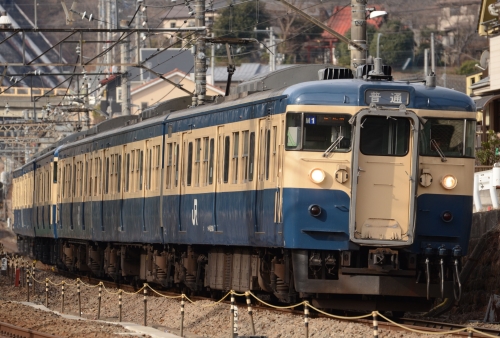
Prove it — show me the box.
[12,64,476,312]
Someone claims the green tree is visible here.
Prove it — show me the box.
[368,20,414,69]
[212,2,271,63]
[457,60,479,76]
[476,130,500,165]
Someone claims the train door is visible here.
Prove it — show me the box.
[145,139,162,233]
[255,117,271,232]
[94,149,104,232]
[349,107,419,246]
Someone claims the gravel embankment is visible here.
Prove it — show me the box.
[0,262,491,338]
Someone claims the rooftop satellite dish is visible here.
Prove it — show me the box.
[488,2,499,16]
[480,50,490,70]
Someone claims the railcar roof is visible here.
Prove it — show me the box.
[45,78,476,159]
[55,88,287,153]
[283,79,476,112]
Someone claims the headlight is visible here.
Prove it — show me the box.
[309,168,325,184]
[441,175,457,189]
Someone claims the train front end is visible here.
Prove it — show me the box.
[282,78,476,312]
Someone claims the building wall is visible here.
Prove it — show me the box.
[466,74,483,96]
[491,35,500,91]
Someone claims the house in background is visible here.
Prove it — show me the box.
[130,68,224,114]
[320,5,385,65]
[468,0,500,143]
[437,0,481,66]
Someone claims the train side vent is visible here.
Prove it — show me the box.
[318,67,354,80]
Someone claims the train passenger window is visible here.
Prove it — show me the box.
[136,150,141,191]
[265,129,271,180]
[111,155,115,193]
[155,145,161,189]
[286,113,301,149]
[419,118,476,158]
[117,155,121,193]
[233,132,239,183]
[249,132,255,181]
[105,158,110,194]
[175,144,179,187]
[73,164,77,197]
[84,161,88,196]
[242,131,249,182]
[166,143,173,189]
[62,166,66,198]
[272,126,277,182]
[139,151,144,191]
[187,142,193,186]
[130,150,135,192]
[98,158,102,196]
[360,116,409,156]
[66,164,70,198]
[208,138,214,185]
[224,136,230,183]
[89,159,93,197]
[202,138,209,186]
[194,139,201,187]
[286,113,352,151]
[53,162,58,183]
[125,153,130,192]
[148,149,152,190]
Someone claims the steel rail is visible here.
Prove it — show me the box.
[0,320,63,338]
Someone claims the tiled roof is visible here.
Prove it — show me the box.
[322,5,385,41]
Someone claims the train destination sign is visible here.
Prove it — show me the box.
[365,90,410,106]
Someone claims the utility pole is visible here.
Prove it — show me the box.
[424,48,429,76]
[194,0,207,106]
[350,0,367,70]
[270,27,276,72]
[120,19,131,116]
[106,0,112,67]
[211,33,215,86]
[136,0,143,65]
[254,27,277,72]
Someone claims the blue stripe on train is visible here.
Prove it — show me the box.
[412,194,473,254]
[282,188,357,251]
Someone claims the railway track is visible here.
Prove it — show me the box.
[16,262,500,337]
[0,320,62,338]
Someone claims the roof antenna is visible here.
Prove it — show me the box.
[426,33,436,87]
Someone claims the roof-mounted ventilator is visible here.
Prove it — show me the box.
[318,67,353,80]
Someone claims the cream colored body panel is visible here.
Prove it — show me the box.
[417,157,475,196]
[282,105,354,193]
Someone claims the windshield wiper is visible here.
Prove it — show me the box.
[323,135,344,158]
[430,139,447,162]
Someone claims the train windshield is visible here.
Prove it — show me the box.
[285,112,352,151]
[419,118,475,158]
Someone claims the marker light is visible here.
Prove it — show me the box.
[309,204,322,217]
[442,211,453,222]
[309,168,325,184]
[441,175,457,190]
